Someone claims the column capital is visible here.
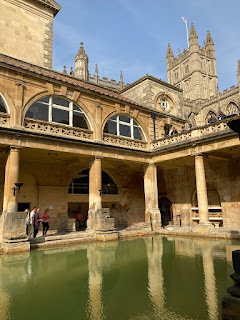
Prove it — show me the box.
[146,162,157,168]
[192,152,208,158]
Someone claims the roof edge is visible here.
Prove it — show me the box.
[33,0,61,15]
[120,74,182,93]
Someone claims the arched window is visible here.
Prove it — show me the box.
[226,102,239,116]
[25,96,88,129]
[0,94,7,113]
[206,111,217,124]
[103,114,143,140]
[68,169,119,194]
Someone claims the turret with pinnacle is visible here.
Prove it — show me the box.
[75,42,89,80]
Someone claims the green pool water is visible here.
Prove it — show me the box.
[0,236,239,320]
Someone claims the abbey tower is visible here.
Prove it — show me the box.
[166,23,219,102]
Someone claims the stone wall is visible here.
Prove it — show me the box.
[158,158,240,229]
[0,0,54,68]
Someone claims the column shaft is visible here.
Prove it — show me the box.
[89,157,102,210]
[6,147,20,213]
[195,154,209,224]
[144,163,161,225]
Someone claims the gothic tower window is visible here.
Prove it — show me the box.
[206,111,217,124]
[25,96,89,129]
[185,65,189,73]
[226,102,239,116]
[0,94,7,113]
[104,115,144,140]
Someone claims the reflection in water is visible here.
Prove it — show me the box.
[198,240,218,320]
[0,237,238,320]
[145,237,187,320]
[87,242,118,320]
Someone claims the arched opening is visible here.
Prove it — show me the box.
[103,114,144,141]
[226,102,240,116]
[205,111,217,124]
[0,94,8,113]
[159,196,172,227]
[192,188,222,226]
[155,93,176,114]
[25,96,90,129]
[68,169,119,230]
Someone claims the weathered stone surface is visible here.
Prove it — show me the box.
[87,208,115,231]
[94,231,119,242]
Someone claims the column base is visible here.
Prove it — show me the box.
[196,222,214,233]
[2,239,30,254]
[87,208,115,232]
[94,231,119,242]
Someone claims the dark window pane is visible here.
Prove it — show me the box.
[52,97,69,108]
[134,127,142,140]
[73,112,88,129]
[104,121,117,135]
[110,115,117,120]
[38,97,49,104]
[119,115,130,123]
[73,104,83,112]
[120,124,131,138]
[0,96,6,113]
[26,102,49,121]
[52,107,69,125]
[133,120,138,126]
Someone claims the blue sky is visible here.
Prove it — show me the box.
[53,0,240,92]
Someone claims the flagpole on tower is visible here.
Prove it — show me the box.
[181,16,189,49]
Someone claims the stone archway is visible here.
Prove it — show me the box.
[68,169,120,230]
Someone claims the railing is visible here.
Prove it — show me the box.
[151,121,231,150]
[0,113,10,126]
[24,118,93,140]
[103,133,148,150]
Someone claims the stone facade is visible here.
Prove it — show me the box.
[0,0,240,252]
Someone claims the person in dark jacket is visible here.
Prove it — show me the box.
[33,208,40,238]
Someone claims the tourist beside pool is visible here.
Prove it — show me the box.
[42,209,50,236]
[33,208,40,238]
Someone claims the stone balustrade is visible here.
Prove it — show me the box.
[24,118,93,140]
[103,133,148,150]
[0,114,234,152]
[151,121,231,150]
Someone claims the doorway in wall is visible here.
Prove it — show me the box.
[159,197,172,227]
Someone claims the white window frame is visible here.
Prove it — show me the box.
[31,96,86,128]
[107,115,143,140]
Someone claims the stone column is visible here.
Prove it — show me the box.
[3,147,20,213]
[2,147,30,253]
[194,154,213,232]
[89,157,102,211]
[144,163,161,230]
